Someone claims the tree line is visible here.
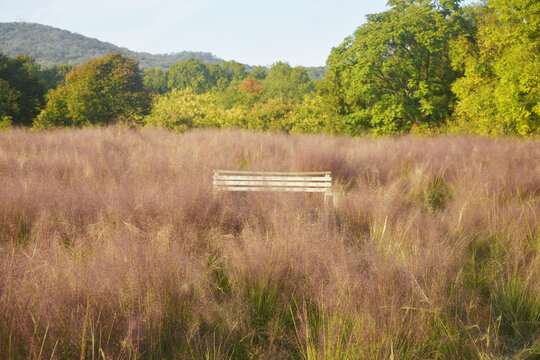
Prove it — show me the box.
[1,0,538,135]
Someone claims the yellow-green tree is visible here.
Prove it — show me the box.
[34,53,150,129]
[451,0,540,135]
[144,88,245,131]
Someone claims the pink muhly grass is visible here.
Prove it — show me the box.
[0,126,538,359]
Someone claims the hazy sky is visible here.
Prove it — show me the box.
[0,0,392,67]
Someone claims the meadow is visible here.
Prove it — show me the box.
[0,127,539,359]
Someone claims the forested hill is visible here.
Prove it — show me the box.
[0,22,224,69]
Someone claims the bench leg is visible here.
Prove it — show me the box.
[324,191,339,208]
[324,191,338,208]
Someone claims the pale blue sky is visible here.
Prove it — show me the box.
[1,0,393,67]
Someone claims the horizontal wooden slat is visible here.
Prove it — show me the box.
[213,170,333,197]
[214,180,331,187]
[214,170,330,176]
[215,186,330,193]
[214,175,330,182]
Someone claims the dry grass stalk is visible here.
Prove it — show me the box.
[0,127,538,359]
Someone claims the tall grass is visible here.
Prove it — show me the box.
[0,127,538,359]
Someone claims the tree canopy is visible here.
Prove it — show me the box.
[1,1,538,136]
[34,53,150,128]
[167,58,214,94]
[143,67,168,94]
[450,0,540,135]
[39,64,74,91]
[262,62,315,102]
[0,53,46,126]
[159,59,251,94]
[322,0,470,134]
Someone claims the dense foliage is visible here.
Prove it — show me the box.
[38,63,74,91]
[0,53,45,126]
[34,53,150,128]
[0,0,538,136]
[142,60,323,133]
[144,88,331,134]
[450,0,540,135]
[322,0,469,134]
[166,58,247,94]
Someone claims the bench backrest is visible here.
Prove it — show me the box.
[213,170,332,194]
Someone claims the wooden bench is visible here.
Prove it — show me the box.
[213,170,335,205]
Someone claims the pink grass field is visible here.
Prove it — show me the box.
[0,126,539,359]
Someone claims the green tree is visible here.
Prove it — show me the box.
[250,66,267,80]
[323,0,469,134]
[0,79,20,124]
[207,63,226,90]
[34,53,150,129]
[143,67,168,94]
[39,64,74,91]
[0,53,46,126]
[262,62,315,102]
[211,60,248,91]
[167,58,213,94]
[221,60,247,82]
[451,0,540,135]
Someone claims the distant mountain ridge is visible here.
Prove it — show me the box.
[0,22,326,79]
[0,22,224,69]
